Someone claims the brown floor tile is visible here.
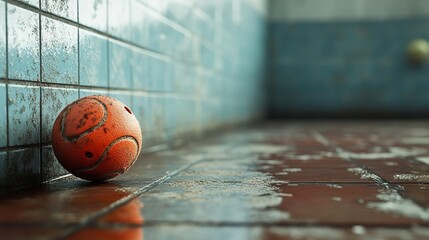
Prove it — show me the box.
[356,159,429,183]
[276,184,425,225]
[396,184,429,208]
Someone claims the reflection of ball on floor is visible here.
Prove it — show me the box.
[52,95,142,181]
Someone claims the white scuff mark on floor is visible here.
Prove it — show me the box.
[416,156,429,165]
[286,155,322,160]
[257,165,273,170]
[351,225,366,235]
[260,160,283,165]
[402,137,429,145]
[347,167,379,180]
[312,133,331,146]
[326,184,343,189]
[250,195,283,209]
[278,193,293,197]
[233,144,290,154]
[282,151,337,161]
[393,174,429,182]
[385,161,398,166]
[270,227,346,240]
[338,147,426,160]
[282,168,302,173]
[332,197,342,202]
[367,189,429,221]
[257,210,291,221]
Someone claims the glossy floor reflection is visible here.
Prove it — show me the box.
[2,121,429,240]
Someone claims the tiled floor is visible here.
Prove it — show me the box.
[2,121,429,240]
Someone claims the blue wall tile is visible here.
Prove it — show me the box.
[130,1,191,60]
[131,94,150,136]
[78,0,107,32]
[41,146,68,182]
[191,9,215,43]
[0,1,5,78]
[41,87,78,143]
[41,0,78,21]
[109,41,131,89]
[7,5,40,81]
[108,0,131,40]
[0,84,6,147]
[130,48,150,90]
[79,29,108,87]
[8,85,40,146]
[0,148,40,189]
[41,17,78,84]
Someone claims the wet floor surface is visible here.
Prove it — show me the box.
[2,121,429,239]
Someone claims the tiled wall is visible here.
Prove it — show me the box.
[0,0,267,190]
[268,0,429,117]
[269,20,429,117]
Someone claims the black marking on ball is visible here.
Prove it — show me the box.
[85,151,93,158]
[124,106,132,114]
[76,135,140,173]
[60,97,108,142]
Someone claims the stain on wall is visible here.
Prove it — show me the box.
[0,0,267,191]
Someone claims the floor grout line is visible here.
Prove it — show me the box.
[312,131,429,217]
[312,132,394,188]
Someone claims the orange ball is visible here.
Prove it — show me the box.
[52,95,142,181]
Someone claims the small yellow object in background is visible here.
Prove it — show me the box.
[407,39,429,64]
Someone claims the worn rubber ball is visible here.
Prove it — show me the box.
[52,95,142,181]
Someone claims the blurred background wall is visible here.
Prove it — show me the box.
[268,0,429,118]
[0,0,267,191]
